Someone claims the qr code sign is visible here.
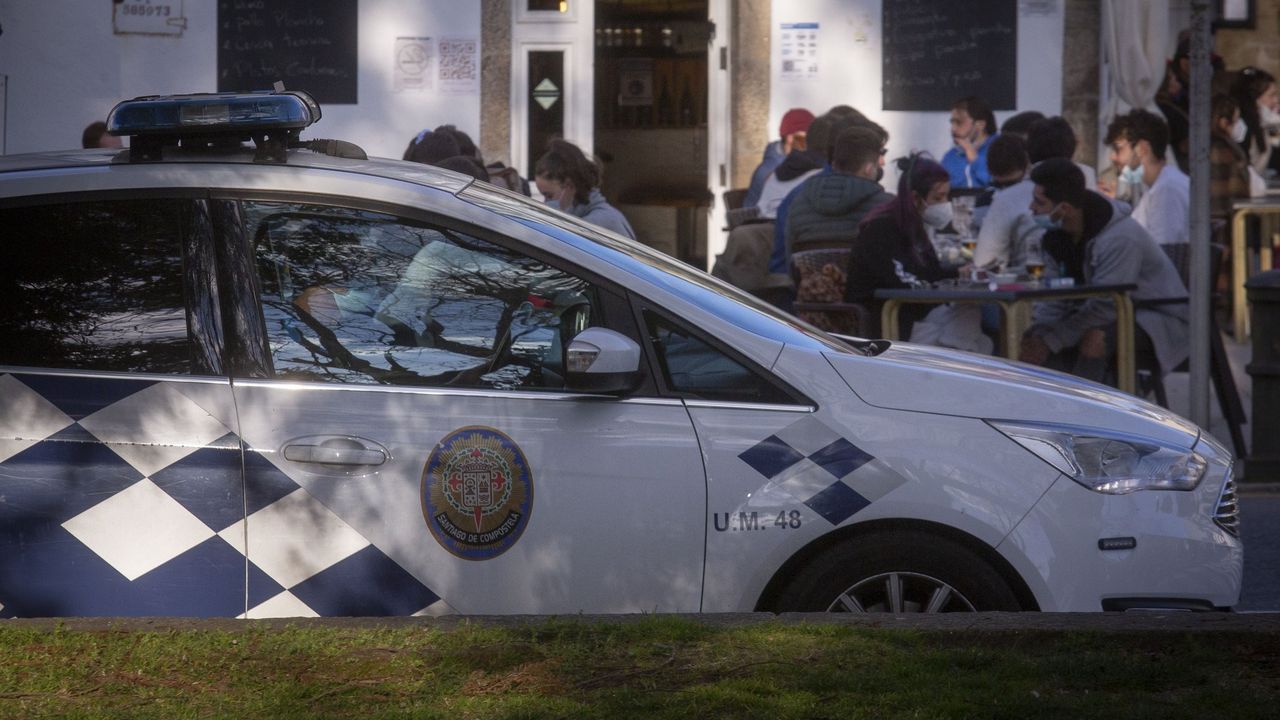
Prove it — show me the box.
[439,38,478,82]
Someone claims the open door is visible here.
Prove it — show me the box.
[593,0,728,269]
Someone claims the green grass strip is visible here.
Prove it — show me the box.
[0,616,1277,719]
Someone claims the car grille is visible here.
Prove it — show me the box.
[1212,471,1239,537]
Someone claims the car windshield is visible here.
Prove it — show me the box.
[460,182,856,354]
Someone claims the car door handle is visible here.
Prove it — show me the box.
[283,441,388,466]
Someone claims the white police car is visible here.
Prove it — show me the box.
[0,92,1240,617]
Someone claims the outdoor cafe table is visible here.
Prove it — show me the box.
[1230,196,1280,340]
[874,282,1139,394]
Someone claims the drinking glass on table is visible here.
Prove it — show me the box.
[1024,237,1045,284]
[951,195,974,239]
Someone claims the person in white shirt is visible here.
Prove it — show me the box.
[972,134,1035,271]
[1110,109,1189,246]
[975,116,1092,272]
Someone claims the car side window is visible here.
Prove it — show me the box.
[246,201,598,389]
[0,199,197,374]
[644,311,794,404]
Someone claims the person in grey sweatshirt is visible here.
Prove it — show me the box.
[1019,158,1189,384]
[534,139,636,240]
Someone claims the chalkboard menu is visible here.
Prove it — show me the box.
[217,0,358,104]
[882,0,1016,112]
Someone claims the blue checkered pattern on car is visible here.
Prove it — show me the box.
[0,372,439,618]
[738,416,904,525]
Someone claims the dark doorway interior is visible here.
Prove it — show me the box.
[594,0,711,267]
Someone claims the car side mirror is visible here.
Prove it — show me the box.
[564,327,644,394]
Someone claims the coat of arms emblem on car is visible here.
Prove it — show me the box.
[422,426,533,560]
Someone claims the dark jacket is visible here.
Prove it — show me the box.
[784,173,893,257]
[844,212,957,337]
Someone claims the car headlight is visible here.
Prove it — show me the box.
[988,421,1206,494]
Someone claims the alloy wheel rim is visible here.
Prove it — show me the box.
[825,571,977,613]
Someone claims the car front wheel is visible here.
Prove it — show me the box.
[775,530,1023,613]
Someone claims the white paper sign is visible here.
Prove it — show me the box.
[394,37,435,92]
[114,0,187,36]
[439,37,480,95]
[779,23,819,79]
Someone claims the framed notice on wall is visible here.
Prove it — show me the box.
[1215,0,1256,29]
[217,0,359,104]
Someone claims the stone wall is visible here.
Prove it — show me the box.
[730,0,771,190]
[1062,0,1102,170]
[1215,0,1280,72]
[480,0,513,166]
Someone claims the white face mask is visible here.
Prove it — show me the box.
[1260,104,1280,128]
[921,201,953,229]
[1120,163,1145,187]
[1231,118,1249,143]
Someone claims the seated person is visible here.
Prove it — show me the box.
[756,113,833,221]
[744,108,814,209]
[1019,159,1189,384]
[844,154,962,338]
[1111,109,1190,246]
[1027,116,1098,191]
[1209,93,1251,220]
[998,111,1046,142]
[973,134,1041,272]
[942,96,996,189]
[786,126,892,260]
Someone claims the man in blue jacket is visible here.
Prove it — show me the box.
[942,96,996,189]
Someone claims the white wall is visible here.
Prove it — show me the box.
[768,0,1065,187]
[0,1,481,158]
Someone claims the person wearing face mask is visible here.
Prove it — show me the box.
[1019,159,1188,386]
[941,96,996,189]
[844,154,963,337]
[1102,115,1141,206]
[971,134,1039,272]
[533,139,636,240]
[1209,93,1252,219]
[1230,66,1280,174]
[974,117,1091,274]
[1115,109,1189,247]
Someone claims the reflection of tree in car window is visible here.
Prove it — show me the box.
[0,199,195,374]
[646,312,792,404]
[248,201,595,390]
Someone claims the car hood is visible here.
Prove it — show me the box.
[825,341,1201,449]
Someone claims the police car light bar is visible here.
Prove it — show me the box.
[107,90,321,137]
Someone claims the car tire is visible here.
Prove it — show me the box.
[775,530,1023,613]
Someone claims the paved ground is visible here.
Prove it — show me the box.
[1241,490,1280,611]
[1164,331,1261,479]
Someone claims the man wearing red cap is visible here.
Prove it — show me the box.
[744,108,815,209]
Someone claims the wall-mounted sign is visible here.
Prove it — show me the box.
[779,22,819,80]
[533,78,560,110]
[617,59,653,106]
[439,37,480,95]
[217,0,358,105]
[394,37,434,92]
[114,0,187,37]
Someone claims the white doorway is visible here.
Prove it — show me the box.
[510,1,596,180]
